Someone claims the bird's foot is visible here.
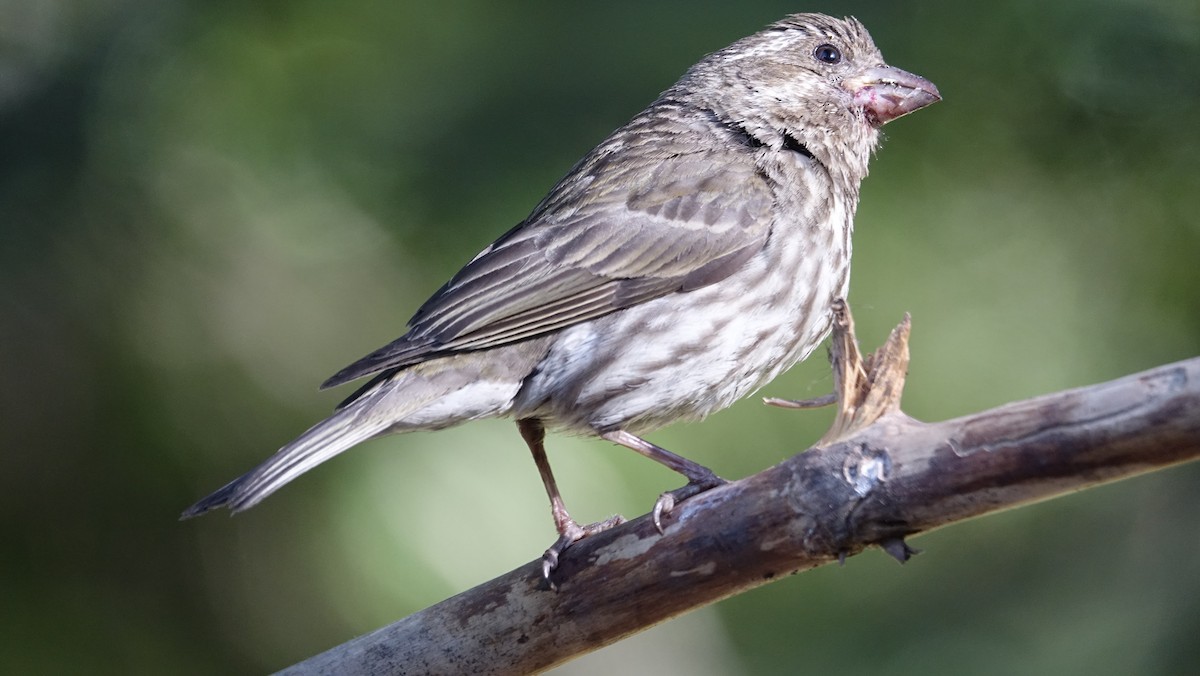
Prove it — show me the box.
[542,514,625,589]
[652,472,727,533]
[763,392,836,409]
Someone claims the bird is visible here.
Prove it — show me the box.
[182,13,940,583]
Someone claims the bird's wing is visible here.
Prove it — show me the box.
[322,149,775,390]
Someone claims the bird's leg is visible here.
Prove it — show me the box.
[518,418,624,588]
[600,430,727,533]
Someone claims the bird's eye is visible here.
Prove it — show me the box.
[813,43,841,64]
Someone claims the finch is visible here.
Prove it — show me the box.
[183,13,939,581]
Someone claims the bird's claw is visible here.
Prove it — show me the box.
[652,475,728,533]
[652,493,675,533]
[541,515,625,590]
[541,535,569,587]
[763,393,836,409]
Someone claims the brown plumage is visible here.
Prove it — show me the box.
[182,13,939,583]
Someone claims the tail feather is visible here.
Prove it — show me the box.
[180,403,390,519]
[180,352,533,519]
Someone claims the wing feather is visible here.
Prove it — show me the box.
[322,144,777,390]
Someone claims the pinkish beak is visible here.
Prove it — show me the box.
[844,66,941,127]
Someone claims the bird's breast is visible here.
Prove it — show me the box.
[514,180,856,435]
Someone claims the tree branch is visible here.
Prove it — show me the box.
[280,305,1200,675]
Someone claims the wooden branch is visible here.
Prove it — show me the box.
[280,306,1200,675]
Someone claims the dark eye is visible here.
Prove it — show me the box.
[813,43,841,64]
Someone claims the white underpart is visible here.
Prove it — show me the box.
[397,379,525,429]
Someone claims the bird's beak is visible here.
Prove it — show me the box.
[843,66,941,127]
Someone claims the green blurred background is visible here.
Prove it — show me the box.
[3,0,1198,673]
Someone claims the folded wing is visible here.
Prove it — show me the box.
[322,148,777,392]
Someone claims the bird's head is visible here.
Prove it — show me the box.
[678,13,940,177]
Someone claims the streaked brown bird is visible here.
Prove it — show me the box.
[183,13,939,582]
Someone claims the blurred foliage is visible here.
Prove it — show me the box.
[2,0,1198,673]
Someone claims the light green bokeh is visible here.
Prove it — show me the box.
[1,0,1197,673]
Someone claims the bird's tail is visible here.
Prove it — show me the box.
[180,400,392,518]
[180,353,524,519]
